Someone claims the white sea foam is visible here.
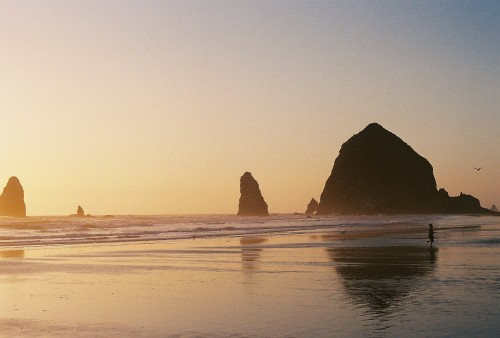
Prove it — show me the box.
[0,214,497,248]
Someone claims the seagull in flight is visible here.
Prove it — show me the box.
[473,167,482,171]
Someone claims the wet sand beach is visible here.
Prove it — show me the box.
[1,218,499,337]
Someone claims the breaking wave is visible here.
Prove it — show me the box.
[0,214,497,248]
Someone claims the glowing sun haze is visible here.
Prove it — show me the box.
[1,1,498,215]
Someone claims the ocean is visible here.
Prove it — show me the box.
[2,213,497,247]
[0,214,499,337]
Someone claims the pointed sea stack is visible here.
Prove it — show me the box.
[305,198,319,215]
[317,123,490,215]
[0,176,26,217]
[237,172,269,216]
[76,205,85,217]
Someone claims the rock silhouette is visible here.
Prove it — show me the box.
[77,205,85,217]
[318,123,492,215]
[0,176,26,217]
[491,205,498,212]
[237,172,269,216]
[305,198,319,215]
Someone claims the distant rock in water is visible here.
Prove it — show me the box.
[318,123,491,215]
[70,205,91,217]
[0,176,26,217]
[238,172,269,216]
[305,198,319,215]
[77,205,85,217]
[490,204,497,212]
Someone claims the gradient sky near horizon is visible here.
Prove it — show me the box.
[1,0,498,215]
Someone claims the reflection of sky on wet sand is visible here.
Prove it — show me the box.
[0,249,24,259]
[0,226,498,337]
[0,237,353,336]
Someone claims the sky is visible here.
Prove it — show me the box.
[1,0,498,216]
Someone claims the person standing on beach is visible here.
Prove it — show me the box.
[428,224,435,245]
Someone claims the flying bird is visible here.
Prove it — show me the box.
[473,167,482,171]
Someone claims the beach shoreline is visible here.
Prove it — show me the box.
[1,216,499,337]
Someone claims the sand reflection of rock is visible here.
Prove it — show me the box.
[0,249,25,259]
[240,236,267,271]
[327,246,437,313]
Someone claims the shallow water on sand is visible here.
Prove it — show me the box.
[0,214,499,337]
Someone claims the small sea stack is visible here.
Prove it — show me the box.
[237,172,269,216]
[76,205,85,217]
[0,176,26,217]
[70,205,90,217]
[305,198,319,215]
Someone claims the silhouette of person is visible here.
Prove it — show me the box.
[428,224,435,246]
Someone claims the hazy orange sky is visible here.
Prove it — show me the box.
[1,1,498,215]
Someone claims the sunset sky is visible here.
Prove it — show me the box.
[1,0,498,215]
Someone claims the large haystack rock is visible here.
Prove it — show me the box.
[317,123,490,215]
[0,176,26,217]
[318,123,437,214]
[237,172,269,216]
